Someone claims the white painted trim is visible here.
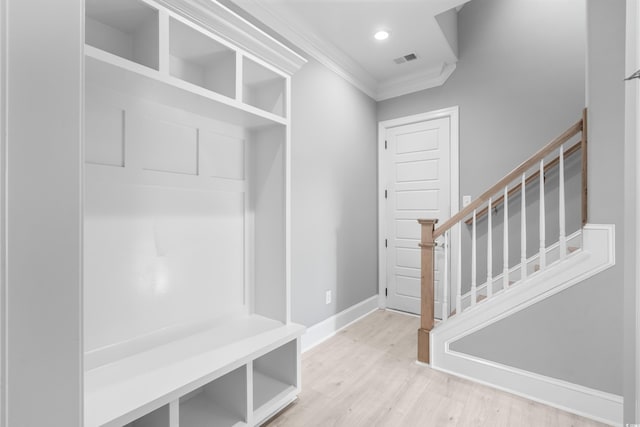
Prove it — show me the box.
[226,0,465,100]
[431,355,623,426]
[431,224,619,424]
[285,74,292,324]
[301,296,378,353]
[376,63,457,101]
[154,0,307,76]
[0,0,5,424]
[226,0,377,98]
[626,1,640,422]
[378,107,460,312]
[434,224,614,344]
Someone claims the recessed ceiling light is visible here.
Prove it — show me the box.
[374,30,390,41]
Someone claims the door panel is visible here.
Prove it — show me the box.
[385,117,451,316]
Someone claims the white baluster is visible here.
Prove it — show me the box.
[443,231,449,321]
[539,160,546,269]
[487,198,493,299]
[559,144,567,258]
[456,223,462,314]
[521,173,527,281]
[503,187,509,290]
[471,209,477,306]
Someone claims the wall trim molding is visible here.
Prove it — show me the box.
[431,354,623,426]
[376,63,457,101]
[301,296,379,353]
[431,224,619,424]
[377,106,460,312]
[226,0,377,98]
[155,0,307,76]
[0,0,6,424]
[226,0,461,100]
[625,0,640,421]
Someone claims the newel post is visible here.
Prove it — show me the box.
[417,219,437,363]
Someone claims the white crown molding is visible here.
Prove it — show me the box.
[375,62,457,101]
[228,0,378,98]
[227,0,468,100]
[155,0,307,75]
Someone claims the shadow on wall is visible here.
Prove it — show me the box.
[458,149,583,291]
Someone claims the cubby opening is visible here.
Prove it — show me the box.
[243,57,286,117]
[180,366,248,427]
[124,404,170,427]
[85,0,159,70]
[170,18,236,98]
[253,340,297,413]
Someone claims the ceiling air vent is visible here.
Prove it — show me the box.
[393,53,418,64]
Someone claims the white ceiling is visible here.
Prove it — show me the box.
[227,0,472,100]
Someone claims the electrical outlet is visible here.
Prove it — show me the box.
[463,195,472,207]
[325,290,332,305]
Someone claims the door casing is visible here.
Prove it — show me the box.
[377,106,460,313]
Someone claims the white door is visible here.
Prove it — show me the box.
[384,117,451,316]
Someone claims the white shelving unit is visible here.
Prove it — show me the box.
[86,0,160,70]
[83,0,306,426]
[242,56,286,118]
[169,17,236,99]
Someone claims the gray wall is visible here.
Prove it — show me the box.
[3,0,84,425]
[451,0,625,396]
[381,0,587,285]
[291,58,378,327]
[379,0,625,395]
[378,0,586,198]
[624,0,638,422]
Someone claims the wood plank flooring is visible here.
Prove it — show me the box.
[264,310,608,427]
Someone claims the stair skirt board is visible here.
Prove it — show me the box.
[455,228,583,312]
[430,224,618,424]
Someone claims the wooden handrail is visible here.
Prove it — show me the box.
[463,140,583,225]
[433,119,583,239]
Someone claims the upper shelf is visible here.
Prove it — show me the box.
[169,17,237,99]
[243,56,286,118]
[86,47,287,129]
[86,0,160,70]
[85,0,291,126]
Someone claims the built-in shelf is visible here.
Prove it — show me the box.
[170,17,237,99]
[180,366,247,427]
[83,0,302,425]
[85,0,159,70]
[84,315,303,427]
[85,48,287,128]
[124,404,171,427]
[253,340,298,423]
[243,57,286,118]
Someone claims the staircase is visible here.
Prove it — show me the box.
[416,109,621,424]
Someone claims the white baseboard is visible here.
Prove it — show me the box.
[301,295,379,353]
[432,352,623,426]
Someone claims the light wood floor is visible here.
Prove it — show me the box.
[265,310,608,427]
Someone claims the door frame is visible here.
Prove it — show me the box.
[377,106,460,311]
